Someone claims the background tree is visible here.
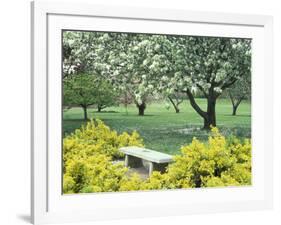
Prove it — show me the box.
[63,32,91,78]
[227,75,251,115]
[96,34,166,116]
[63,31,113,78]
[124,35,172,115]
[118,91,134,115]
[93,80,119,112]
[63,31,156,116]
[167,91,184,113]
[63,31,251,126]
[63,73,97,120]
[151,36,251,129]
[63,73,118,120]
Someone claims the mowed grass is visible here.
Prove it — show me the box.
[63,98,251,155]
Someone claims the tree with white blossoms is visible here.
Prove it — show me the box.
[149,36,251,129]
[63,31,92,78]
[186,37,251,129]
[63,31,113,79]
[227,74,251,116]
[121,34,171,116]
[167,92,184,113]
[63,31,251,126]
[63,31,161,116]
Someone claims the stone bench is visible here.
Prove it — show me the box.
[119,146,173,176]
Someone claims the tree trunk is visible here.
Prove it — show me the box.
[229,93,243,116]
[168,96,180,113]
[203,97,216,129]
[232,105,238,116]
[136,102,146,116]
[82,106,88,121]
[97,105,102,112]
[186,89,217,130]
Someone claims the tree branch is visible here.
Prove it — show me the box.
[186,89,207,119]
[168,96,179,112]
[221,77,238,90]
[195,83,208,98]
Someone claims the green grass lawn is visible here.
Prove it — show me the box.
[63,98,251,155]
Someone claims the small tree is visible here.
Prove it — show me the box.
[94,81,119,112]
[119,90,134,115]
[167,92,184,113]
[63,74,117,120]
[228,76,251,116]
[63,74,98,120]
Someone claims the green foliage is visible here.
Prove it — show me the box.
[110,128,251,191]
[228,76,251,101]
[119,173,143,192]
[227,75,251,115]
[63,99,251,155]
[63,121,251,194]
[94,80,119,112]
[63,73,118,117]
[63,119,144,193]
[63,73,97,108]
[63,154,128,193]
[63,30,251,124]
[164,127,251,188]
[64,119,143,159]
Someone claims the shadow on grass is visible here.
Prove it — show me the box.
[222,114,251,117]
[119,114,157,117]
[92,110,119,113]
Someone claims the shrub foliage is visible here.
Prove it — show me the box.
[63,121,251,194]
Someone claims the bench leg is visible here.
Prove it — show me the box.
[124,155,129,167]
[124,155,143,168]
[153,163,169,173]
[148,162,154,176]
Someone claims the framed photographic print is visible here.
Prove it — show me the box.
[31,1,273,224]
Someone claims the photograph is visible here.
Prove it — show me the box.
[62,30,252,194]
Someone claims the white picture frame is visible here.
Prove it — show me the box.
[31,1,274,224]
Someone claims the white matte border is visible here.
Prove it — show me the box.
[31,1,273,224]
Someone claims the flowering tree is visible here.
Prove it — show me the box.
[63,32,91,78]
[63,31,112,78]
[181,37,251,128]
[150,36,251,129]
[167,92,184,113]
[63,31,161,116]
[227,75,251,116]
[63,31,251,126]
[120,35,170,115]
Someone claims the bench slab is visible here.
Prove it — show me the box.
[119,146,173,164]
[119,146,173,176]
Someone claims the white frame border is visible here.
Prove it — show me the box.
[31,1,273,224]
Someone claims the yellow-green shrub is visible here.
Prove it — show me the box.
[64,119,143,159]
[162,127,251,188]
[63,122,251,193]
[63,153,128,193]
[119,173,143,191]
[63,119,143,193]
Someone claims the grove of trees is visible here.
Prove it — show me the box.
[63,31,251,128]
[63,73,118,120]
